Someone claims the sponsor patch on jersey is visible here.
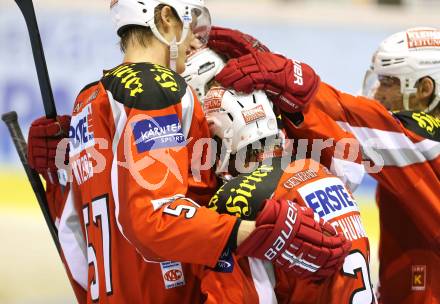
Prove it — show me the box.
[297,177,359,222]
[104,64,144,97]
[208,164,276,219]
[69,104,95,156]
[412,112,440,137]
[407,29,440,49]
[242,104,266,124]
[132,114,185,153]
[283,168,318,189]
[213,248,234,273]
[150,64,180,93]
[411,265,426,291]
[203,86,225,113]
[160,261,185,289]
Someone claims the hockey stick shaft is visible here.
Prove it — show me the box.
[15,0,68,189]
[1,111,61,255]
[15,0,57,118]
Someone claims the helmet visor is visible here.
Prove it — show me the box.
[189,6,211,46]
[362,68,380,98]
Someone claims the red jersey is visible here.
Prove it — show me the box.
[203,157,372,304]
[282,81,440,304]
[57,62,240,303]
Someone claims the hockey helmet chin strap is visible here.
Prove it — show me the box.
[149,17,191,71]
[215,128,233,176]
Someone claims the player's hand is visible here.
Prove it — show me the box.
[216,52,320,112]
[237,199,351,280]
[208,26,270,59]
[28,115,70,183]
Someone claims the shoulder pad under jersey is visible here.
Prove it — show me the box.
[100,63,188,111]
[208,158,284,220]
[393,111,440,142]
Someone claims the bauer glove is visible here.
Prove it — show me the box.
[237,199,351,280]
[216,52,320,112]
[27,115,70,183]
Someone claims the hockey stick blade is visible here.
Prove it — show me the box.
[2,111,61,254]
[15,0,57,118]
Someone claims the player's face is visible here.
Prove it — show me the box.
[374,76,406,111]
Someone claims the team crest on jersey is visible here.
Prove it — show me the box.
[69,104,95,156]
[160,261,185,289]
[411,265,426,291]
[132,114,185,153]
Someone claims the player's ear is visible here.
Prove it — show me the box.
[417,77,435,100]
[159,5,179,34]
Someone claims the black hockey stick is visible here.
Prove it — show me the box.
[2,111,61,254]
[15,0,57,118]
[15,0,69,185]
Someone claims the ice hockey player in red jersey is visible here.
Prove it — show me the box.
[25,2,351,303]
[182,46,375,304]
[213,26,440,304]
[201,84,369,304]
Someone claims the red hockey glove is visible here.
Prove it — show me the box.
[208,26,270,59]
[28,115,70,183]
[216,52,320,112]
[237,199,351,280]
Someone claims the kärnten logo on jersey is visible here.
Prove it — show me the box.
[105,64,144,97]
[132,114,185,153]
[150,64,180,92]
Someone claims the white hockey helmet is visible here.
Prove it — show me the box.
[181,48,226,102]
[363,27,440,112]
[111,0,211,71]
[204,86,279,173]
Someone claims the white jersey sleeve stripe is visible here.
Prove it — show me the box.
[337,121,440,167]
[107,90,128,237]
[58,189,88,290]
[249,258,278,304]
[181,87,195,139]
